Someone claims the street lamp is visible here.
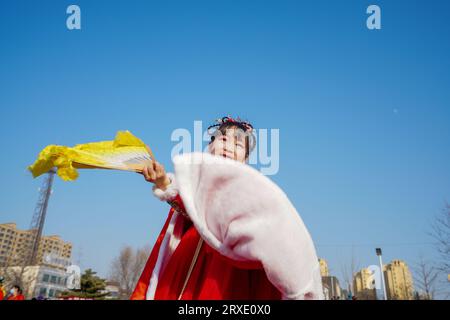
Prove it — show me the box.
[376,248,388,300]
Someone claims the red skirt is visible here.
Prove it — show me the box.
[131,210,281,300]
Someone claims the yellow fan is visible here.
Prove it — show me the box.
[28,131,155,181]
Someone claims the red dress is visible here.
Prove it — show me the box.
[131,196,281,300]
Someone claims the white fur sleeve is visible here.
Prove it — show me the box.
[173,153,324,300]
[152,172,179,202]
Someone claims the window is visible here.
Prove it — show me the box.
[39,287,47,297]
[50,275,57,284]
[49,289,55,297]
[42,274,50,282]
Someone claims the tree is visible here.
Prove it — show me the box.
[0,265,38,299]
[60,268,108,299]
[339,246,360,295]
[428,203,450,299]
[412,256,439,300]
[430,203,450,275]
[109,245,150,299]
[0,241,39,299]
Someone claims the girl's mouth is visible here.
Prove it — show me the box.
[222,152,233,159]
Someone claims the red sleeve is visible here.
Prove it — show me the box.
[167,194,187,215]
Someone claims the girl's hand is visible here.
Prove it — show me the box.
[142,160,171,191]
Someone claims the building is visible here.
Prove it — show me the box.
[322,282,330,300]
[0,222,74,299]
[0,223,72,270]
[322,276,343,300]
[353,268,377,300]
[319,258,329,277]
[103,281,120,300]
[383,259,414,300]
[1,265,72,299]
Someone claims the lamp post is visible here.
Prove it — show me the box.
[330,277,335,300]
[376,248,387,300]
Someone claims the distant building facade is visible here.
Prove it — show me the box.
[383,259,414,300]
[353,268,377,300]
[103,281,120,299]
[319,258,329,277]
[2,264,72,299]
[0,222,74,299]
[0,223,72,270]
[322,276,343,300]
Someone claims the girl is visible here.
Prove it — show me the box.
[6,285,25,301]
[131,116,323,300]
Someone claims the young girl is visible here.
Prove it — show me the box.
[6,285,25,301]
[131,116,323,300]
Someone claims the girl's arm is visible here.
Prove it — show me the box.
[142,163,188,216]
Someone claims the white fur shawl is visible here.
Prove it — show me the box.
[150,152,324,300]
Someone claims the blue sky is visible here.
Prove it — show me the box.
[1,0,449,292]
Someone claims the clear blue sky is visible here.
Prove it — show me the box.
[1,0,449,291]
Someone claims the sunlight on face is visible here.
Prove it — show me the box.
[208,127,247,163]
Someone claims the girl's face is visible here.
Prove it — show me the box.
[208,127,248,163]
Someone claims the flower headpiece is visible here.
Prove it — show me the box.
[207,116,254,133]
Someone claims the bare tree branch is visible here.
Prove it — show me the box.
[412,255,440,300]
[429,203,450,274]
[109,245,150,299]
[339,246,360,294]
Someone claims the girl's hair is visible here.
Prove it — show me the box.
[13,285,22,293]
[207,116,256,159]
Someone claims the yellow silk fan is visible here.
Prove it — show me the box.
[28,131,155,181]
